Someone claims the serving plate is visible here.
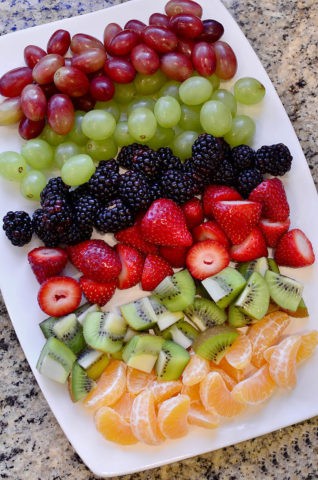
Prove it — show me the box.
[0,0,318,477]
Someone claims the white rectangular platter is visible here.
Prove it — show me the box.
[0,0,317,477]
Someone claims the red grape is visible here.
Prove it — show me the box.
[0,67,33,97]
[142,26,178,53]
[47,29,71,56]
[213,41,238,80]
[18,117,45,139]
[24,45,46,68]
[169,14,204,39]
[0,97,23,125]
[160,52,193,81]
[40,82,59,99]
[198,19,224,43]
[71,48,107,73]
[130,44,160,74]
[20,84,47,121]
[192,41,216,76]
[165,0,202,18]
[103,23,122,48]
[149,13,170,28]
[106,30,140,56]
[54,66,90,97]
[89,75,115,101]
[177,39,195,57]
[47,94,74,134]
[70,33,105,53]
[32,54,65,84]
[73,93,96,112]
[104,57,136,83]
[124,19,146,37]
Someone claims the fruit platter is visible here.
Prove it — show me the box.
[0,0,318,477]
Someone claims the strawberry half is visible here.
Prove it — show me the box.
[37,276,82,317]
[249,178,290,221]
[259,218,291,248]
[181,197,204,230]
[192,221,230,248]
[159,245,189,268]
[230,227,268,262]
[202,185,242,219]
[274,228,315,267]
[28,246,68,283]
[67,239,103,271]
[186,239,230,280]
[114,222,158,255]
[141,254,173,291]
[79,276,117,306]
[115,243,144,290]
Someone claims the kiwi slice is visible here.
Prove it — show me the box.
[202,266,246,309]
[155,340,190,381]
[265,270,303,312]
[77,348,110,380]
[237,257,269,280]
[234,271,270,320]
[168,319,199,349]
[154,269,195,312]
[193,325,239,364]
[282,297,309,318]
[267,258,280,274]
[77,303,101,324]
[68,361,96,402]
[122,334,164,373]
[39,315,57,339]
[184,297,226,331]
[228,305,252,328]
[120,297,158,331]
[36,337,76,383]
[52,313,86,355]
[83,310,127,353]
[149,295,183,330]
[40,303,100,338]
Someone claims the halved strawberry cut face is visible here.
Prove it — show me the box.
[274,228,315,268]
[37,276,82,317]
[186,240,230,280]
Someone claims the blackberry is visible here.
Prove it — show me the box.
[255,145,273,174]
[160,168,197,205]
[217,138,232,159]
[149,181,163,201]
[266,143,293,176]
[88,159,120,203]
[94,198,134,233]
[118,171,152,212]
[183,158,208,192]
[191,133,224,177]
[156,147,182,171]
[40,177,70,205]
[2,211,33,246]
[32,209,60,247]
[73,194,100,226]
[117,143,149,170]
[131,148,161,177]
[59,223,93,245]
[212,158,238,187]
[41,195,73,234]
[231,145,256,171]
[70,183,91,203]
[236,168,263,197]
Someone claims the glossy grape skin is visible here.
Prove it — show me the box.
[73,93,96,112]
[154,96,181,128]
[32,54,65,84]
[192,42,216,77]
[0,97,23,125]
[159,80,181,100]
[95,100,121,121]
[20,170,47,201]
[160,52,193,82]
[54,141,82,168]
[104,57,136,83]
[24,45,46,68]
[147,125,175,150]
[20,84,47,121]
[21,138,54,170]
[41,124,66,146]
[47,29,71,56]
[178,104,201,131]
[61,154,96,186]
[172,130,199,160]
[86,138,118,161]
[0,67,33,97]
[130,44,160,75]
[234,77,266,105]
[213,41,238,80]
[200,100,232,137]
[81,110,116,141]
[142,26,178,53]
[114,82,136,104]
[114,121,135,147]
[224,115,256,147]
[54,66,90,97]
[149,13,170,28]
[127,96,156,114]
[179,76,212,105]
[207,73,221,91]
[177,39,195,57]
[165,0,202,18]
[211,89,237,117]
[67,111,88,146]
[169,14,204,39]
[106,30,140,56]
[70,33,105,53]
[198,19,224,43]
[134,70,167,95]
[47,94,75,135]
[18,117,46,140]
[71,48,107,73]
[89,75,115,101]
[127,107,157,142]
[103,23,122,48]
[0,151,28,181]
[124,19,146,37]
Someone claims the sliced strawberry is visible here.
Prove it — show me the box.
[67,239,103,271]
[114,222,158,255]
[28,246,68,283]
[186,240,230,280]
[249,178,290,221]
[159,245,189,268]
[274,228,315,268]
[211,200,262,244]
[259,217,291,248]
[141,254,174,291]
[230,227,268,262]
[79,276,117,306]
[115,243,144,290]
[37,276,82,317]
[140,199,193,247]
[192,221,230,248]
[181,197,204,230]
[202,185,242,219]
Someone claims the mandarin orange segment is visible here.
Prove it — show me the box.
[212,357,244,385]
[188,402,220,429]
[231,364,276,404]
[112,391,135,421]
[269,335,302,388]
[83,360,127,412]
[296,331,318,363]
[225,334,252,369]
[182,352,210,386]
[157,394,190,439]
[126,366,155,395]
[181,383,201,404]
[95,406,137,445]
[200,371,246,417]
[247,311,291,368]
[130,389,164,445]
[148,379,182,403]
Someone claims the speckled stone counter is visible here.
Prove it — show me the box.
[1,1,318,479]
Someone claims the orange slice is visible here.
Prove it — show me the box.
[188,402,220,429]
[130,389,164,445]
[182,352,210,386]
[231,364,276,404]
[225,334,252,369]
[269,335,302,388]
[148,379,182,403]
[126,366,155,395]
[112,391,135,421]
[200,371,246,417]
[95,406,137,445]
[296,330,318,363]
[181,383,201,404]
[157,394,190,439]
[212,357,244,385]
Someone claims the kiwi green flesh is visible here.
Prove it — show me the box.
[154,269,195,312]
[155,340,190,381]
[122,334,164,373]
[282,297,309,318]
[235,271,270,320]
[69,362,96,402]
[52,314,86,355]
[202,266,246,309]
[120,297,157,331]
[265,270,303,311]
[237,257,268,279]
[40,316,57,339]
[228,305,252,327]
[86,354,110,380]
[193,325,239,364]
[36,337,76,383]
[77,348,103,370]
[184,297,226,331]
[83,311,125,354]
[168,320,198,349]
[267,258,280,274]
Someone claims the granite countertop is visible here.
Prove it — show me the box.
[1,0,317,479]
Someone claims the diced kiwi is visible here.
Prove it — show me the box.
[267,258,280,274]
[265,270,303,312]
[36,337,76,383]
[77,348,110,380]
[155,340,190,381]
[39,315,57,339]
[202,266,246,309]
[52,313,86,355]
[39,303,99,338]
[77,303,101,324]
[86,354,110,380]
[149,295,183,330]
[235,271,270,320]
[168,319,199,349]
[228,305,252,328]
[154,269,195,312]
[237,256,269,280]
[184,297,226,331]
[122,334,164,373]
[120,297,158,331]
[83,310,127,353]
[282,297,309,318]
[68,361,96,402]
[193,325,239,364]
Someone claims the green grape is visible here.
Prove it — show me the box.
[178,104,202,131]
[21,139,54,170]
[207,73,220,91]
[179,77,212,106]
[61,154,95,186]
[20,170,47,201]
[41,123,66,146]
[211,89,237,117]
[159,80,181,100]
[224,115,256,147]
[234,77,266,105]
[54,141,82,169]
[114,121,135,147]
[67,111,88,146]
[154,96,181,128]
[0,151,28,181]
[134,70,167,95]
[127,97,156,115]
[114,82,136,104]
[81,110,116,141]
[147,126,175,150]
[200,100,232,137]
[86,138,118,161]
[128,107,157,143]
[171,131,199,161]
[95,100,121,122]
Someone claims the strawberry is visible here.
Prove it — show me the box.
[202,185,242,219]
[37,276,82,317]
[211,200,262,244]
[181,197,204,230]
[114,223,158,255]
[79,276,117,306]
[274,228,315,268]
[159,245,189,268]
[230,227,268,262]
[141,254,173,291]
[28,246,68,283]
[249,178,290,221]
[115,243,144,290]
[192,221,230,248]
[140,199,193,247]
[67,239,103,270]
[259,217,291,248]
[186,239,230,280]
